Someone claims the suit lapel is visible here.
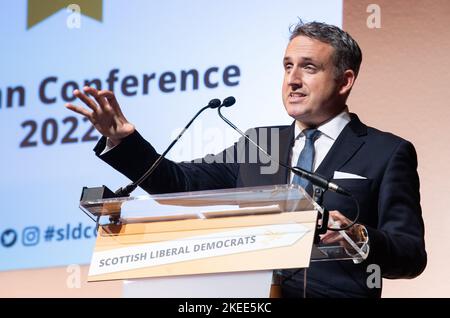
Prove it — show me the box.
[314,113,367,181]
[259,123,294,185]
[278,122,295,182]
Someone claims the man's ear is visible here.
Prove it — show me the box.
[339,70,356,96]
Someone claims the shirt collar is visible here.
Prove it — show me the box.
[295,107,351,141]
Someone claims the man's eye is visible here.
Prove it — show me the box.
[304,65,316,71]
[284,64,292,70]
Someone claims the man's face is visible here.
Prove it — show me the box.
[282,35,344,126]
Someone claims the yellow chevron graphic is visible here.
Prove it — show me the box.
[27,0,102,29]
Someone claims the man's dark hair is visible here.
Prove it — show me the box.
[290,21,362,79]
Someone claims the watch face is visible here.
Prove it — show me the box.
[357,226,369,245]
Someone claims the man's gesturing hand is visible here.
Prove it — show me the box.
[65,86,135,146]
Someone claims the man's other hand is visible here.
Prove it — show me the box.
[320,210,369,255]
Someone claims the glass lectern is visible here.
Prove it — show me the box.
[80,184,363,297]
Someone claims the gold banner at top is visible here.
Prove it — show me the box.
[27,0,102,29]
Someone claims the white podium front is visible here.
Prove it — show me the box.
[123,270,273,298]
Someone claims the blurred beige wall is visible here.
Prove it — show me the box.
[1,0,449,297]
[0,265,120,297]
[344,0,450,297]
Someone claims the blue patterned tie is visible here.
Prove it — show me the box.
[292,128,321,190]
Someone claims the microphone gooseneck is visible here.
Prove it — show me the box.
[217,98,360,231]
[114,98,222,197]
[217,102,348,195]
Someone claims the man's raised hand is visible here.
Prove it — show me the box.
[65,86,135,146]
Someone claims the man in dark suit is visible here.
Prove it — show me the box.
[66,21,426,297]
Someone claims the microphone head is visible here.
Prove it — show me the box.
[208,98,221,109]
[222,96,236,107]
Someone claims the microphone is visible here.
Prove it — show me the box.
[221,96,236,107]
[80,98,222,204]
[216,97,350,196]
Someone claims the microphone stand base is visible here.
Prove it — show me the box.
[80,185,118,202]
[313,186,329,244]
[80,186,122,226]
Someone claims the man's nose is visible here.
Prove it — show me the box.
[287,68,302,88]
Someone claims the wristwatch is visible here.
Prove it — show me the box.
[346,225,370,264]
[358,225,369,245]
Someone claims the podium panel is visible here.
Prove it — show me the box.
[87,211,317,281]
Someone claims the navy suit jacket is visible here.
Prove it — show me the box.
[94,113,427,297]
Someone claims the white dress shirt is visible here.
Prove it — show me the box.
[289,109,351,183]
[101,138,118,155]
